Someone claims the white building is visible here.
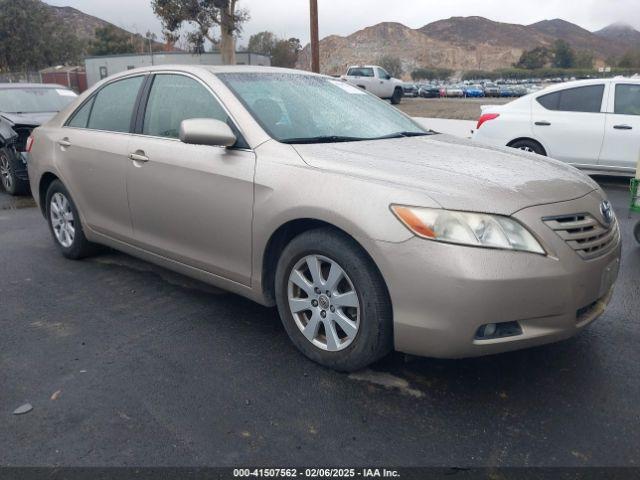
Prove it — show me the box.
[85,51,271,87]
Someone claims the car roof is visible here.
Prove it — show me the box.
[102,65,323,84]
[538,77,640,95]
[0,83,71,89]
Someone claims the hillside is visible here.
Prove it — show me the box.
[297,16,640,77]
[529,19,628,58]
[43,3,166,52]
[595,22,640,46]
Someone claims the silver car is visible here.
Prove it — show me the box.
[27,66,621,371]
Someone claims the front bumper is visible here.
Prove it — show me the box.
[372,191,621,358]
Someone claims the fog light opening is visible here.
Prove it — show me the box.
[475,321,522,340]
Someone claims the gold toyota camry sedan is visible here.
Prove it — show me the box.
[27,66,621,371]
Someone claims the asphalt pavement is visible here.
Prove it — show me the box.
[1,179,639,467]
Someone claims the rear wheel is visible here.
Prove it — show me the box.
[634,222,640,245]
[390,88,403,105]
[0,148,29,196]
[45,180,100,259]
[509,139,546,156]
[275,228,393,371]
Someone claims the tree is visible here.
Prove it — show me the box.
[618,48,640,68]
[552,40,576,69]
[573,50,594,69]
[515,46,551,69]
[152,0,250,64]
[89,25,136,56]
[248,31,276,55]
[410,68,453,81]
[0,0,82,71]
[247,31,301,68]
[271,38,301,68]
[377,55,403,78]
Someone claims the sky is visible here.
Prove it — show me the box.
[43,0,640,46]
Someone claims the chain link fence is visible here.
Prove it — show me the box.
[0,72,43,84]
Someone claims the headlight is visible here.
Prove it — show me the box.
[391,205,545,254]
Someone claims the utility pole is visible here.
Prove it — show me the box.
[310,0,320,73]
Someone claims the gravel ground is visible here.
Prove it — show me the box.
[397,97,512,120]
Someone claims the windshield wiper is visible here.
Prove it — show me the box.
[373,131,431,140]
[281,135,369,144]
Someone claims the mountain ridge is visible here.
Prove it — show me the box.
[298,16,640,76]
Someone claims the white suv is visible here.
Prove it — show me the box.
[473,78,640,175]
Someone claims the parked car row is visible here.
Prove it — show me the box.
[408,83,536,99]
[22,65,621,371]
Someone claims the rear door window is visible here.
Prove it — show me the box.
[87,76,144,133]
[614,84,640,116]
[536,85,604,113]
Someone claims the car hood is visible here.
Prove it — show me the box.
[293,134,598,215]
[0,111,57,126]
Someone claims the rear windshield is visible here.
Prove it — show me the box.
[347,68,374,77]
[0,87,77,113]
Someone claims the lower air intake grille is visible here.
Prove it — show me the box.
[543,213,619,260]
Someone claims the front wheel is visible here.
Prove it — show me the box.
[390,88,403,105]
[634,222,640,245]
[0,148,29,196]
[45,180,100,259]
[275,228,393,371]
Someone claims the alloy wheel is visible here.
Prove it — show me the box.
[50,192,76,248]
[518,146,534,153]
[287,254,361,352]
[0,153,12,191]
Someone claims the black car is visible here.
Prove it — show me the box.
[0,84,77,195]
[401,83,419,98]
[418,84,441,98]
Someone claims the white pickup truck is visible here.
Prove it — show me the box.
[340,65,405,104]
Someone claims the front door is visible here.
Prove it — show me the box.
[599,82,640,171]
[126,73,255,285]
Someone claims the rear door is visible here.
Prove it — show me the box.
[531,84,607,166]
[59,75,145,241]
[125,72,255,285]
[598,82,640,171]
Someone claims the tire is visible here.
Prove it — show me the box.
[274,228,393,371]
[0,147,29,196]
[45,180,99,259]
[509,139,546,156]
[634,222,640,245]
[390,88,402,105]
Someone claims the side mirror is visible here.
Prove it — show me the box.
[179,118,237,147]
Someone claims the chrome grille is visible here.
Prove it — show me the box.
[543,213,619,260]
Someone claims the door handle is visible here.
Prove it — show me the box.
[613,124,633,130]
[535,121,551,126]
[58,139,71,148]
[129,152,149,163]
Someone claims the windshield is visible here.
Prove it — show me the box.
[218,73,427,144]
[0,87,77,114]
